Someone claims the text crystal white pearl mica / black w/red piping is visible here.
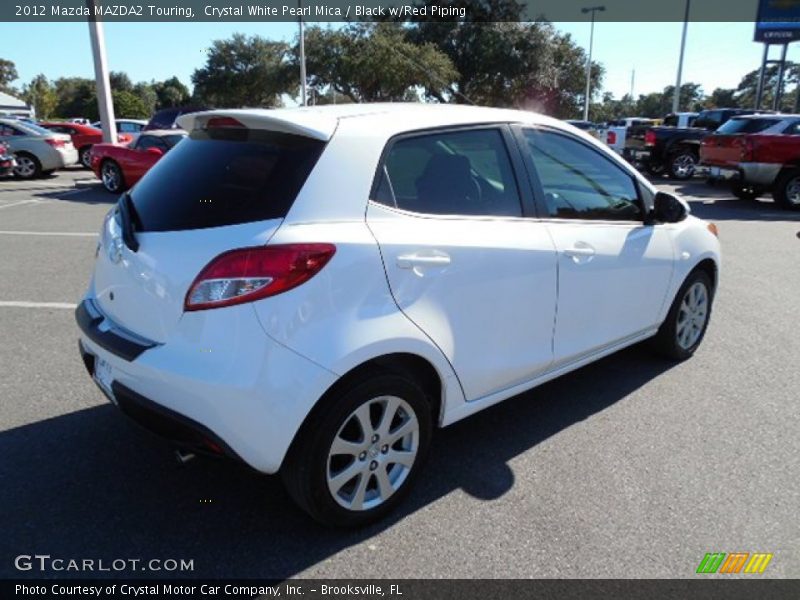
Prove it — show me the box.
[76,104,721,526]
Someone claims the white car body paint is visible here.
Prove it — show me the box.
[77,103,721,474]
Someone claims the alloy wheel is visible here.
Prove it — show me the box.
[672,154,696,179]
[14,155,35,178]
[326,395,419,512]
[784,176,800,206]
[101,163,120,192]
[676,282,708,350]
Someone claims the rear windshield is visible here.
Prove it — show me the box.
[130,128,326,232]
[716,117,779,135]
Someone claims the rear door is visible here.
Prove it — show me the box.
[92,124,326,343]
[367,125,558,401]
[517,126,674,366]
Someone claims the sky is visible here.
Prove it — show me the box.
[0,20,790,105]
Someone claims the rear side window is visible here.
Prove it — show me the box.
[130,128,325,232]
[373,128,522,217]
[717,118,779,135]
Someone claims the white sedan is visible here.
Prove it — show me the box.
[76,103,721,526]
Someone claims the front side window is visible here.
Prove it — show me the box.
[717,118,779,135]
[523,129,642,221]
[373,128,522,217]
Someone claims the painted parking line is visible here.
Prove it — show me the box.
[0,230,96,237]
[0,301,77,309]
[0,199,40,209]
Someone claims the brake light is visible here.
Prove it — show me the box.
[204,116,245,129]
[185,244,336,311]
[45,138,66,148]
[607,131,617,145]
[644,130,657,147]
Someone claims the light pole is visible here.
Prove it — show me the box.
[85,0,117,143]
[298,0,307,106]
[581,5,605,121]
[672,0,691,113]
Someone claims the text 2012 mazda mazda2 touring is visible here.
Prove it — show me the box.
[76,104,720,526]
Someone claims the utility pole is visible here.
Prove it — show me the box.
[672,0,691,113]
[582,5,605,121]
[85,0,117,143]
[298,0,307,106]
[630,69,635,101]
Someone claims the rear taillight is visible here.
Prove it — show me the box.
[45,138,66,148]
[185,244,336,311]
[607,131,617,145]
[644,130,657,146]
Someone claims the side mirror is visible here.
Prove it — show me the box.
[649,191,688,224]
[145,147,163,157]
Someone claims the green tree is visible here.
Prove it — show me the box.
[53,77,95,118]
[153,76,190,108]
[302,22,457,103]
[0,58,18,92]
[109,71,133,92]
[132,82,158,115]
[407,6,602,116]
[21,74,56,119]
[704,88,738,109]
[83,90,149,121]
[734,63,800,111]
[192,34,296,107]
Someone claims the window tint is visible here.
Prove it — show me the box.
[717,118,779,135]
[136,135,164,151]
[524,129,642,221]
[663,115,678,127]
[783,121,800,135]
[374,128,522,217]
[119,122,142,133]
[129,128,325,232]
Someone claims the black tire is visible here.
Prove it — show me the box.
[731,184,763,202]
[646,161,666,177]
[100,160,125,193]
[13,152,42,179]
[668,149,698,180]
[79,146,92,169]
[281,371,433,527]
[652,269,714,361]
[772,168,800,211]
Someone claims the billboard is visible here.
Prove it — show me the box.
[755,0,800,42]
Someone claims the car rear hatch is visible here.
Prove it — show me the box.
[91,111,333,345]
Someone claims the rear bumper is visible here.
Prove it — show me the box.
[75,296,338,474]
[704,162,782,187]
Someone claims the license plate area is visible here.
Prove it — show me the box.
[93,356,117,403]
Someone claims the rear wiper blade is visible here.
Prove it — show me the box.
[118,192,140,252]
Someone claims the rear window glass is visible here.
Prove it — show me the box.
[716,118,779,135]
[130,128,325,232]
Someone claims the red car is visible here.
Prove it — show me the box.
[90,129,186,193]
[39,122,132,169]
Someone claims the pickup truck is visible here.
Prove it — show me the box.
[604,118,657,155]
[624,108,759,180]
[700,114,800,210]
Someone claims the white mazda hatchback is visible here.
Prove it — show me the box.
[76,104,720,526]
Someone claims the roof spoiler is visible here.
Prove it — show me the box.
[176,109,337,142]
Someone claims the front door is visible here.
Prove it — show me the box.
[367,126,558,401]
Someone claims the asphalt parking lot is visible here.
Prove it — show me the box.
[0,168,798,579]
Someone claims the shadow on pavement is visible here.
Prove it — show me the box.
[0,343,677,579]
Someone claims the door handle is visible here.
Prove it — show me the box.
[396,253,452,269]
[562,244,596,259]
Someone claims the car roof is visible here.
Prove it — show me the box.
[178,103,564,142]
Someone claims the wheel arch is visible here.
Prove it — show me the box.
[281,352,445,471]
[693,257,718,294]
